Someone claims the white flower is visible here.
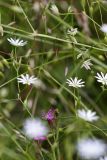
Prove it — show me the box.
[95,72,107,85]
[17,74,37,85]
[101,24,107,33]
[23,118,49,139]
[50,4,59,15]
[67,27,78,36]
[77,109,99,122]
[7,38,27,47]
[100,156,107,160]
[66,77,85,88]
[77,138,107,159]
[81,59,93,70]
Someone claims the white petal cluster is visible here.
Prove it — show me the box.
[50,4,59,15]
[66,77,85,88]
[17,74,37,85]
[95,72,107,85]
[23,118,49,139]
[67,27,78,36]
[7,38,27,47]
[81,59,93,70]
[101,24,107,33]
[77,138,107,159]
[100,156,107,160]
[77,109,99,122]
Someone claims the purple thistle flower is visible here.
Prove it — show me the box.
[42,108,56,125]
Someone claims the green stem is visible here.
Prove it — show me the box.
[2,24,107,52]
[19,97,33,117]
[47,139,56,160]
[56,120,60,160]
[16,0,35,33]
[95,89,105,103]
[2,124,34,160]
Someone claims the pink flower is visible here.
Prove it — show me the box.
[42,108,56,125]
[34,136,47,141]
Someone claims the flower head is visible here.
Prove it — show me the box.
[17,74,37,85]
[50,4,59,15]
[101,24,107,33]
[42,108,56,122]
[23,118,49,140]
[81,59,93,70]
[95,72,107,85]
[100,156,107,160]
[66,77,85,88]
[67,27,78,36]
[7,38,27,47]
[77,109,99,122]
[76,138,107,159]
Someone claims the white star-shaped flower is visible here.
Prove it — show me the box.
[95,72,107,85]
[77,138,107,159]
[81,59,93,70]
[7,38,27,47]
[66,77,85,88]
[17,74,37,85]
[77,109,99,122]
